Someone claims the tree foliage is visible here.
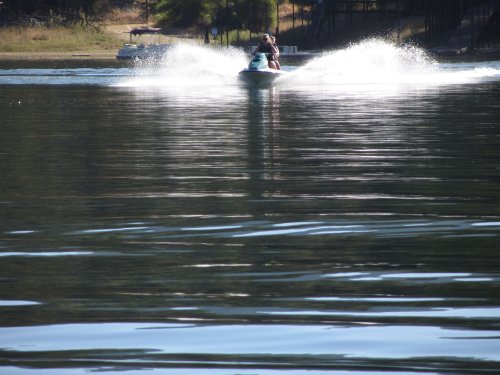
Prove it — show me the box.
[0,0,285,32]
[155,0,216,28]
[1,0,105,15]
[154,0,278,31]
[0,0,112,26]
[233,0,273,32]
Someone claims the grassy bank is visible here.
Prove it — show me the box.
[0,25,123,53]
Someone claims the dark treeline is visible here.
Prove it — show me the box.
[0,0,302,32]
[0,0,112,15]
[0,0,134,25]
[154,0,294,31]
[3,0,498,50]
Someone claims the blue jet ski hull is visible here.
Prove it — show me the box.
[239,52,285,85]
[238,68,285,85]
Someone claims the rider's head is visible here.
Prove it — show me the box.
[261,34,270,44]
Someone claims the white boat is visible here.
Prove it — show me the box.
[116,43,171,60]
[239,53,286,85]
[116,27,170,60]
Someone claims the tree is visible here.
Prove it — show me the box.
[0,0,107,25]
[234,0,274,33]
[155,0,217,27]
[153,0,278,32]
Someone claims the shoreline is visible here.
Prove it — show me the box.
[0,51,118,61]
[1,47,499,62]
[428,47,500,61]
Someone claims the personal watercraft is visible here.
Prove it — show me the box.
[239,53,285,85]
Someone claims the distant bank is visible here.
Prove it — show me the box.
[0,52,118,60]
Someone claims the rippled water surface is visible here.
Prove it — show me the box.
[1,41,500,375]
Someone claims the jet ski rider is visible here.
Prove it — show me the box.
[252,34,280,70]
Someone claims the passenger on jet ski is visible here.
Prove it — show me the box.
[252,34,280,70]
[270,36,281,70]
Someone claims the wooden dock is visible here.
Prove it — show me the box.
[297,0,500,51]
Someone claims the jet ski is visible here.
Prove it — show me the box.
[239,53,285,85]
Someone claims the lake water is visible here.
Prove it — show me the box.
[1,40,500,375]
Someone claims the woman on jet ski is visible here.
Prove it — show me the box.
[252,34,280,70]
[270,36,281,70]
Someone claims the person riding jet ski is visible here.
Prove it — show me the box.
[252,34,280,70]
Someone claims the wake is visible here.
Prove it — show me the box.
[117,39,500,89]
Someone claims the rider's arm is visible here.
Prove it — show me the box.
[251,43,261,56]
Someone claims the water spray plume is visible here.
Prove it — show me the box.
[286,39,438,86]
[123,43,248,88]
[119,39,500,90]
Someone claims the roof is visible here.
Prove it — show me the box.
[128,27,162,36]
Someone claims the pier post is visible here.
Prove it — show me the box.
[459,0,463,51]
[470,0,475,51]
[276,0,280,35]
[226,0,229,47]
[397,0,400,43]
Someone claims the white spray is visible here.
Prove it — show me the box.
[122,43,248,88]
[119,39,500,90]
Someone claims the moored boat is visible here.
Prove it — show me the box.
[116,27,170,60]
[116,43,171,60]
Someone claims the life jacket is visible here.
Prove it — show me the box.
[257,43,274,60]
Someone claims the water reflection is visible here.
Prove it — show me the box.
[1,42,500,374]
[1,322,499,375]
[3,322,500,358]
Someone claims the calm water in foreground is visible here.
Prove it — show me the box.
[1,41,500,375]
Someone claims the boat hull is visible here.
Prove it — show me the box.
[116,44,171,60]
[238,68,285,86]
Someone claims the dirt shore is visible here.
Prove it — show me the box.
[0,51,119,60]
[0,23,173,61]
[1,46,498,62]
